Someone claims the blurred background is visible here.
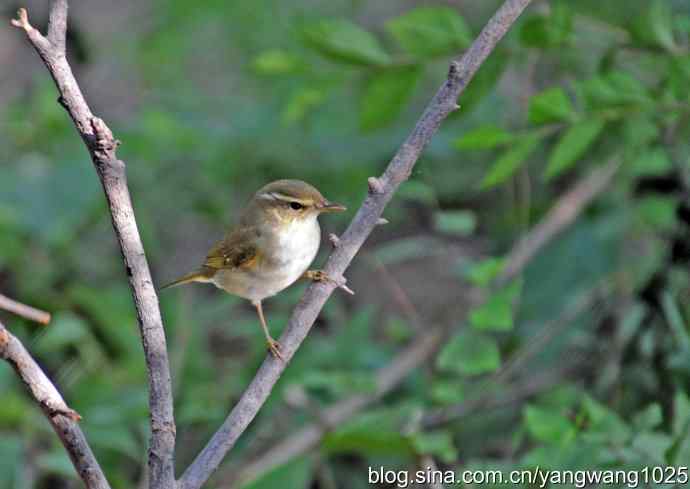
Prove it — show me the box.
[2,0,690,487]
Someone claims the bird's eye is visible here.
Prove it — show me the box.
[290,202,303,210]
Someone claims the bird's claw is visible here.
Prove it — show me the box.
[305,270,355,295]
[267,338,284,361]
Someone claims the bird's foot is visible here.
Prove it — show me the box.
[303,270,355,295]
[267,337,284,361]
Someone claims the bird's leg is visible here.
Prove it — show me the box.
[302,270,355,295]
[253,300,283,361]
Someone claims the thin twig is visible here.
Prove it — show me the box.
[12,3,176,488]
[0,320,110,489]
[178,1,533,487]
[0,293,51,325]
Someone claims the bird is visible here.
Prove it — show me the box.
[161,179,347,360]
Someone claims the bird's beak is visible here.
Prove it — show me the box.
[318,200,347,213]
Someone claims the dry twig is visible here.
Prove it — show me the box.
[0,293,51,325]
[0,320,109,489]
[12,3,175,487]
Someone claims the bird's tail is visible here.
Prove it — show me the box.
[160,270,212,290]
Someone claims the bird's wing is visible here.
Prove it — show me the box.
[203,226,260,271]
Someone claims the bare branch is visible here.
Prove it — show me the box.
[47,0,68,51]
[178,2,533,487]
[0,321,110,489]
[0,293,51,325]
[12,3,176,488]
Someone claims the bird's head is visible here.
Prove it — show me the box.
[248,179,346,224]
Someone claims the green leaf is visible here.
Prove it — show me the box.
[386,7,471,58]
[544,119,605,180]
[633,403,663,431]
[301,19,390,66]
[324,406,416,456]
[661,292,690,351]
[360,66,420,130]
[622,116,659,149]
[580,396,630,444]
[524,405,573,443]
[454,125,514,150]
[629,147,672,177]
[636,196,677,231]
[437,330,501,375]
[528,87,574,125]
[519,2,573,48]
[430,379,467,405]
[282,88,326,124]
[469,280,522,331]
[434,210,476,236]
[580,71,650,110]
[409,431,457,463]
[463,257,506,287]
[480,134,541,189]
[301,370,376,396]
[252,50,304,75]
[673,391,690,436]
[632,432,673,464]
[629,0,676,52]
[667,391,690,464]
[241,456,313,489]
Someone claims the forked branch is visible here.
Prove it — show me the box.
[12,3,176,488]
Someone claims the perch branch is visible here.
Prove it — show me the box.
[0,293,51,324]
[228,158,620,486]
[178,1,533,487]
[0,320,110,489]
[12,3,176,488]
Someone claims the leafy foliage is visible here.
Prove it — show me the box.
[2,0,690,488]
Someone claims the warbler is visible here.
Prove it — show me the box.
[162,179,346,359]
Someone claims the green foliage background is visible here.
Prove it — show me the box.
[2,0,690,487]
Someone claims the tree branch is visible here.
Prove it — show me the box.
[178,1,533,487]
[0,320,110,489]
[0,293,51,325]
[12,3,176,488]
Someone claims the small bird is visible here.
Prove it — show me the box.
[162,179,346,359]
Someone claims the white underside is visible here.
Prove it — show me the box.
[213,215,320,302]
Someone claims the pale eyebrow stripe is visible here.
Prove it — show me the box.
[268,192,310,204]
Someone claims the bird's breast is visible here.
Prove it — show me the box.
[235,217,320,301]
[268,218,320,278]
